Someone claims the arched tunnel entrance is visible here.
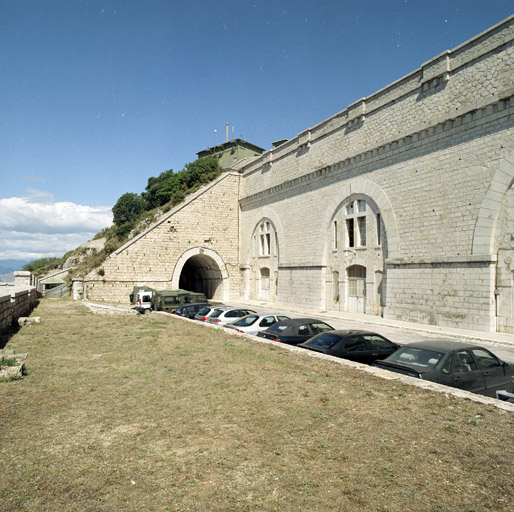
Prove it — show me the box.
[178,253,224,300]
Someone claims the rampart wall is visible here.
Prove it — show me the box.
[82,173,241,304]
[80,15,514,333]
[241,16,514,197]
[239,15,514,332]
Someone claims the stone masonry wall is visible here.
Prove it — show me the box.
[0,294,13,332]
[384,258,496,331]
[81,15,514,332]
[239,15,514,331]
[241,16,514,196]
[84,173,241,304]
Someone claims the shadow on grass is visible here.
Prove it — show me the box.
[0,324,21,350]
[0,299,40,350]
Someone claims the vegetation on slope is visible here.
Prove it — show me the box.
[22,257,63,275]
[24,156,225,279]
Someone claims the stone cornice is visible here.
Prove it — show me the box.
[241,15,514,181]
[239,91,514,208]
[386,254,498,266]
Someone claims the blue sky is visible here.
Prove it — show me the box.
[1,0,513,263]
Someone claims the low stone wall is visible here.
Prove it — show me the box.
[0,294,13,332]
[0,272,42,333]
[0,288,39,333]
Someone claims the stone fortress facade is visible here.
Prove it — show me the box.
[82,15,514,334]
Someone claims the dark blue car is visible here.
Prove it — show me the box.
[373,340,514,398]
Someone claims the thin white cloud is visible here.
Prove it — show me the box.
[0,196,112,260]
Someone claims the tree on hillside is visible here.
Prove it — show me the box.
[112,192,146,226]
[142,157,224,209]
[142,169,175,209]
[181,156,223,189]
[154,171,183,206]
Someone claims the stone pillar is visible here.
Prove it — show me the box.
[72,279,85,300]
[14,271,32,288]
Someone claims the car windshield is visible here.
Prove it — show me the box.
[387,347,444,370]
[197,307,210,316]
[210,309,224,319]
[266,322,289,333]
[311,322,333,334]
[233,315,259,327]
[306,333,342,349]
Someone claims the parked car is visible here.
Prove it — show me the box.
[129,286,155,305]
[173,303,208,319]
[225,313,291,335]
[206,307,257,326]
[133,289,154,314]
[194,306,222,322]
[257,318,334,345]
[372,340,514,398]
[298,330,399,364]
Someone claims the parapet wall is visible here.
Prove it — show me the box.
[0,272,42,333]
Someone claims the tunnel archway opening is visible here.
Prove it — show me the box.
[178,254,223,300]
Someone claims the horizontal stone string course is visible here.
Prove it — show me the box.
[240,93,514,208]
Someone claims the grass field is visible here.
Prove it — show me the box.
[1,298,513,511]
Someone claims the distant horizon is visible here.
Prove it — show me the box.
[0,273,15,283]
[0,259,33,275]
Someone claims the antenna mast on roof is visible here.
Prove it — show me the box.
[226,122,229,142]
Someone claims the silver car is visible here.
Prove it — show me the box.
[225,313,291,335]
[194,305,223,322]
[206,307,256,326]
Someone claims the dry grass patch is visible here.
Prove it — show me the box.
[0,298,513,511]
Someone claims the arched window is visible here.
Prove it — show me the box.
[259,221,272,256]
[331,197,382,250]
[345,199,367,247]
[250,218,279,302]
[327,193,387,314]
[348,265,366,293]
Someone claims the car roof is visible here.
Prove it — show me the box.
[401,339,483,352]
[275,318,329,326]
[250,312,288,317]
[314,329,385,337]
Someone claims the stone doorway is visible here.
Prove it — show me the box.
[178,253,224,300]
[347,265,366,313]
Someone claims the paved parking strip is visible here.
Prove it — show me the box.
[226,300,514,364]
